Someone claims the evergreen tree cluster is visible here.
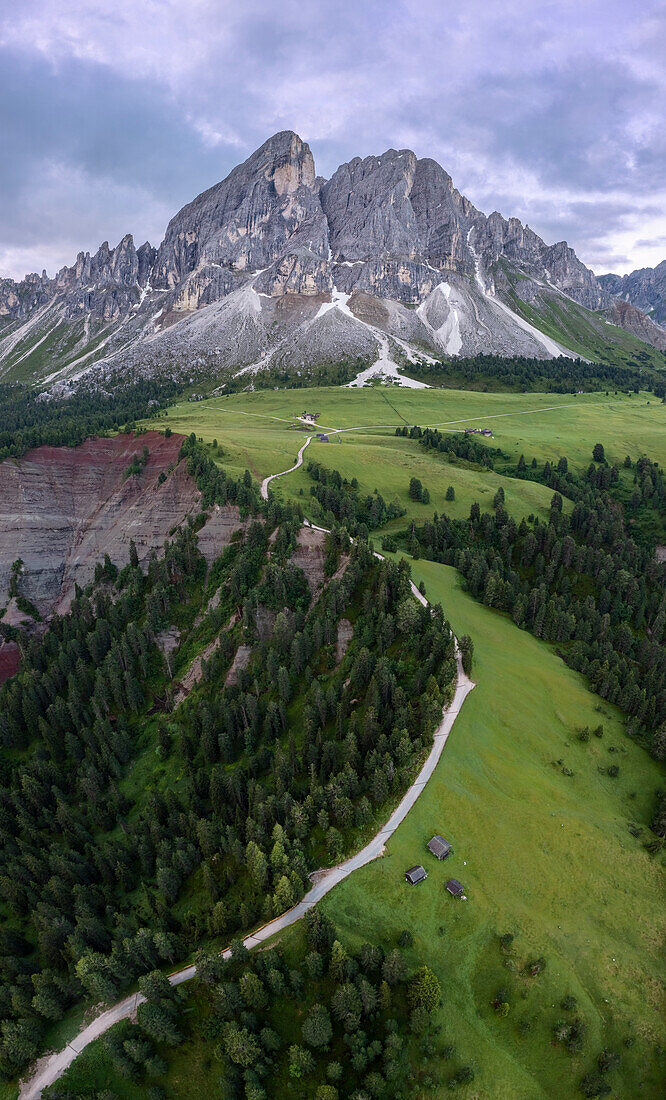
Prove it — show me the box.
[398,425,506,468]
[0,461,455,1079]
[0,379,182,461]
[411,352,666,395]
[411,425,665,551]
[307,461,406,535]
[44,914,462,1099]
[404,459,666,757]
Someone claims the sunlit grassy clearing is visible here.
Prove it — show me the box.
[321,561,666,1099]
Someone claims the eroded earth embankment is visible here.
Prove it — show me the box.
[0,431,244,679]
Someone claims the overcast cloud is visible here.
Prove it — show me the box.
[1,0,664,280]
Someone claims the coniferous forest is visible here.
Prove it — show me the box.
[0,437,456,1082]
[397,427,666,762]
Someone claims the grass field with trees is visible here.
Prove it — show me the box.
[0,378,663,1098]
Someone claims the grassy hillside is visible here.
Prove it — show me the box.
[140,387,666,1098]
[39,560,666,1100]
[4,385,662,1098]
[146,388,666,537]
[279,431,569,526]
[148,387,666,472]
[321,560,666,1098]
[503,281,666,374]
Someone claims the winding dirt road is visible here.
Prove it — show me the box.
[20,507,474,1100]
[260,435,312,500]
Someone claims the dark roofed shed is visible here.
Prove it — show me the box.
[445,878,464,897]
[405,865,428,886]
[427,835,452,860]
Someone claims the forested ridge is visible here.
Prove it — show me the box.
[395,428,666,764]
[0,379,183,461]
[0,438,456,1081]
[408,352,666,395]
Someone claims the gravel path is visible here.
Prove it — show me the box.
[260,435,312,499]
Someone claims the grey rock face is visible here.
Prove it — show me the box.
[322,150,421,262]
[471,213,609,310]
[0,234,154,329]
[609,300,666,350]
[0,272,51,323]
[599,260,666,326]
[320,149,477,300]
[411,157,478,271]
[154,131,331,305]
[1,129,664,385]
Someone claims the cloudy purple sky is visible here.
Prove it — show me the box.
[1,0,665,281]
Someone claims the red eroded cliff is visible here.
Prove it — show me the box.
[0,431,243,623]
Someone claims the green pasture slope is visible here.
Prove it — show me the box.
[147,386,666,527]
[150,385,666,469]
[322,561,666,1098]
[47,384,657,1099]
[38,563,665,1100]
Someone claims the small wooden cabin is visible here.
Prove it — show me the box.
[427,835,452,860]
[445,878,464,897]
[405,865,428,886]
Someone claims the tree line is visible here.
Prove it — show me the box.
[307,461,406,536]
[407,352,666,396]
[44,910,475,1100]
[0,440,456,1080]
[411,424,665,550]
[399,439,665,761]
[0,378,182,461]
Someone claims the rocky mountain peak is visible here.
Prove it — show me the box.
[151,129,326,300]
[599,260,666,326]
[2,130,664,386]
[259,129,316,193]
[322,148,419,263]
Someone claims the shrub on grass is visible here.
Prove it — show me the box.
[407,966,441,1012]
[597,1048,620,1073]
[580,1073,611,1097]
[448,1066,475,1089]
[410,1005,431,1034]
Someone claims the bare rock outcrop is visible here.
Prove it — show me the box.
[336,618,353,664]
[225,644,252,687]
[0,432,243,618]
[289,526,329,599]
[0,640,20,685]
[608,300,666,350]
[3,129,664,384]
[600,259,666,328]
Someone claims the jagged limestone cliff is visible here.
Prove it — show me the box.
[0,131,663,387]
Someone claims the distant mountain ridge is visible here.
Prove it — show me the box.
[599,260,666,327]
[1,130,664,389]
